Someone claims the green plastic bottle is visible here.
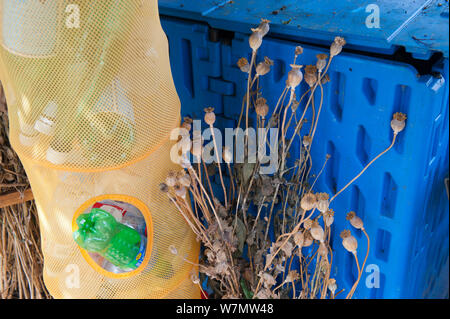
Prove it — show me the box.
[73,208,145,270]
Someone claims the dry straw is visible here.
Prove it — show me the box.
[0,85,50,299]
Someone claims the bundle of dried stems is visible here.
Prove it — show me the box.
[0,84,50,299]
[161,20,407,299]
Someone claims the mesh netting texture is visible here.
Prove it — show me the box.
[0,0,200,299]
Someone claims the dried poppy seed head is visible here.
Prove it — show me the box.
[176,169,185,178]
[316,54,327,72]
[310,223,325,242]
[223,146,233,163]
[340,229,351,239]
[303,219,313,230]
[295,45,304,56]
[159,182,169,193]
[301,192,317,211]
[256,57,273,76]
[304,65,318,87]
[303,230,313,247]
[237,57,250,73]
[317,192,329,201]
[316,192,330,213]
[174,183,187,198]
[347,211,364,230]
[303,135,312,147]
[178,174,191,187]
[166,170,177,187]
[391,112,407,134]
[179,153,192,169]
[286,64,303,89]
[258,19,271,37]
[334,36,346,46]
[255,97,269,117]
[328,278,337,295]
[316,53,328,61]
[318,242,328,257]
[178,136,192,151]
[304,65,317,75]
[305,73,317,87]
[346,211,356,220]
[249,29,263,51]
[286,270,300,283]
[181,122,191,132]
[204,107,216,125]
[321,74,331,84]
[342,235,358,253]
[183,116,193,125]
[323,209,335,227]
[330,36,346,57]
[393,112,407,122]
[294,231,304,248]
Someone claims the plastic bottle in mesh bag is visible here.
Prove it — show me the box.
[73,208,146,270]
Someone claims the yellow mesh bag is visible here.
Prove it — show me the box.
[0,0,200,299]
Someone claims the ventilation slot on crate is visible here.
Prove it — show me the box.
[325,141,339,195]
[375,229,391,262]
[362,78,378,106]
[181,39,194,98]
[380,172,397,218]
[356,125,371,167]
[329,71,345,122]
[273,59,285,83]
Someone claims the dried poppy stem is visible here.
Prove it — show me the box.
[245,51,257,132]
[287,57,333,150]
[167,194,202,237]
[272,86,289,117]
[330,134,397,203]
[181,197,210,236]
[189,181,212,224]
[201,161,216,203]
[310,81,324,140]
[187,167,224,233]
[209,125,228,208]
[197,282,208,299]
[347,229,370,299]
[310,154,330,191]
[284,88,311,134]
[226,162,235,205]
[251,196,266,233]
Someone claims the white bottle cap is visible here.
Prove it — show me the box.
[19,132,38,147]
[19,121,36,135]
[34,116,55,135]
[46,146,69,165]
[34,101,57,135]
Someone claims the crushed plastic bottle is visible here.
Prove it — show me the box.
[73,207,146,270]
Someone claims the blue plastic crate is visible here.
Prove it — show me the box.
[159,0,449,60]
[160,13,449,299]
